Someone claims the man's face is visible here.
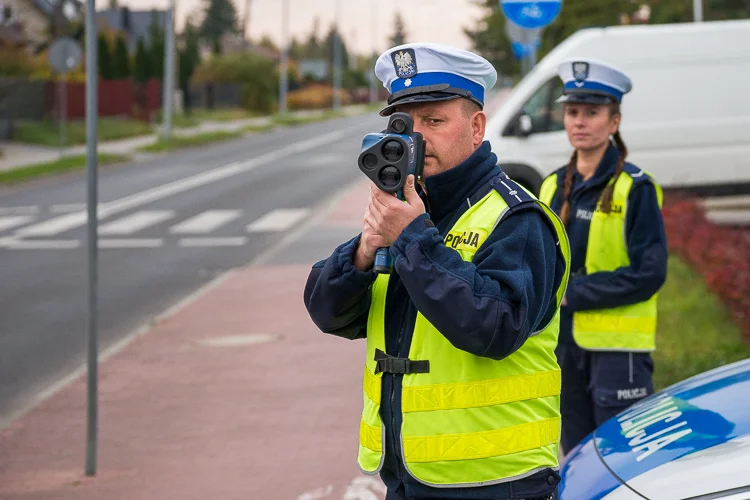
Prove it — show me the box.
[395,99,486,178]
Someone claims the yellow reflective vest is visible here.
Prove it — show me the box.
[358,179,571,487]
[539,169,663,352]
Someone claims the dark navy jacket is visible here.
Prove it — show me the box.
[545,144,668,345]
[304,142,566,499]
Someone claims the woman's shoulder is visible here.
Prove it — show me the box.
[622,162,659,187]
[544,165,569,183]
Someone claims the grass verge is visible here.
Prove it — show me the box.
[191,108,261,122]
[14,119,153,146]
[653,255,749,390]
[138,130,244,153]
[243,123,277,133]
[0,153,130,184]
[273,110,345,127]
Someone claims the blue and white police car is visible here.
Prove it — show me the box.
[558,358,750,500]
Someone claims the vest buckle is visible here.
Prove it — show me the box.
[374,349,430,374]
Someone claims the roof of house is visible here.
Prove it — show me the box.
[31,0,82,18]
[0,24,25,45]
[97,7,167,51]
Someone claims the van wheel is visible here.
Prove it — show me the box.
[498,164,544,196]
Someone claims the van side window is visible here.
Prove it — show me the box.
[521,78,565,134]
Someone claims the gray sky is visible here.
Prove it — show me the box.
[96,0,486,55]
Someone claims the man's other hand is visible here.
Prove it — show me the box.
[368,175,426,246]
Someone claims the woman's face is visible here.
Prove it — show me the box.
[563,103,620,152]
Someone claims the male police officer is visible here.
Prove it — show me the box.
[304,43,571,500]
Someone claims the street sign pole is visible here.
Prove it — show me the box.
[501,0,561,74]
[48,37,81,158]
[279,0,288,114]
[58,74,66,157]
[162,0,175,142]
[333,0,342,110]
[694,0,703,22]
[369,0,378,105]
[84,0,99,477]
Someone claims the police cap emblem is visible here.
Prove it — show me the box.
[391,49,417,79]
[572,61,589,81]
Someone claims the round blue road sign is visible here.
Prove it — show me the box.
[501,0,562,29]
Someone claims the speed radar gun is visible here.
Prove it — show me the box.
[358,112,426,274]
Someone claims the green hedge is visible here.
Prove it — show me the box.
[193,53,278,114]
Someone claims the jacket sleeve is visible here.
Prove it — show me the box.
[564,182,668,312]
[303,235,376,340]
[390,209,562,360]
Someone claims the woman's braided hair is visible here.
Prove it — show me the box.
[559,103,625,226]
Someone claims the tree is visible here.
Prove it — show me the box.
[113,35,130,79]
[289,36,302,60]
[148,10,165,80]
[257,35,279,53]
[97,34,115,79]
[388,12,407,47]
[199,0,239,46]
[464,0,635,79]
[134,37,151,83]
[303,17,322,58]
[464,5,517,78]
[323,24,349,77]
[179,21,202,113]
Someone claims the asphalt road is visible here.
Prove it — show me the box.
[0,113,384,427]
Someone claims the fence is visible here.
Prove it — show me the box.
[188,82,243,110]
[0,77,162,122]
[46,78,161,120]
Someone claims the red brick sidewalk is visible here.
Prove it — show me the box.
[0,181,380,500]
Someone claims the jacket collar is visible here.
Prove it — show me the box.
[423,141,499,223]
[557,142,622,194]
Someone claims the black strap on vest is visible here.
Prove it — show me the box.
[374,349,430,375]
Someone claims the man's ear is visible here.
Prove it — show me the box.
[472,111,487,147]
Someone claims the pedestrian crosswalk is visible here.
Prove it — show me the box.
[246,208,310,232]
[169,210,242,234]
[99,211,176,235]
[0,215,34,232]
[0,207,315,250]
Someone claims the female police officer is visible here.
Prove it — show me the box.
[538,59,668,455]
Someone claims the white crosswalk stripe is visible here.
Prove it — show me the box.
[99,211,175,235]
[0,206,38,215]
[0,216,35,232]
[99,239,163,248]
[179,237,248,247]
[1,206,315,249]
[246,208,310,232]
[15,212,88,237]
[169,210,242,234]
[6,239,80,250]
[50,204,92,213]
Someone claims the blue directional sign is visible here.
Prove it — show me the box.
[505,19,541,61]
[511,40,540,60]
[501,0,562,29]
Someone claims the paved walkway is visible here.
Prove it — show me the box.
[0,90,525,500]
[0,180,378,500]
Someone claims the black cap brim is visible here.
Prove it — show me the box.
[556,92,616,105]
[380,93,480,116]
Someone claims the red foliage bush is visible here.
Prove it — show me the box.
[662,196,750,344]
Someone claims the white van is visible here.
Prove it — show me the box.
[485,19,750,194]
